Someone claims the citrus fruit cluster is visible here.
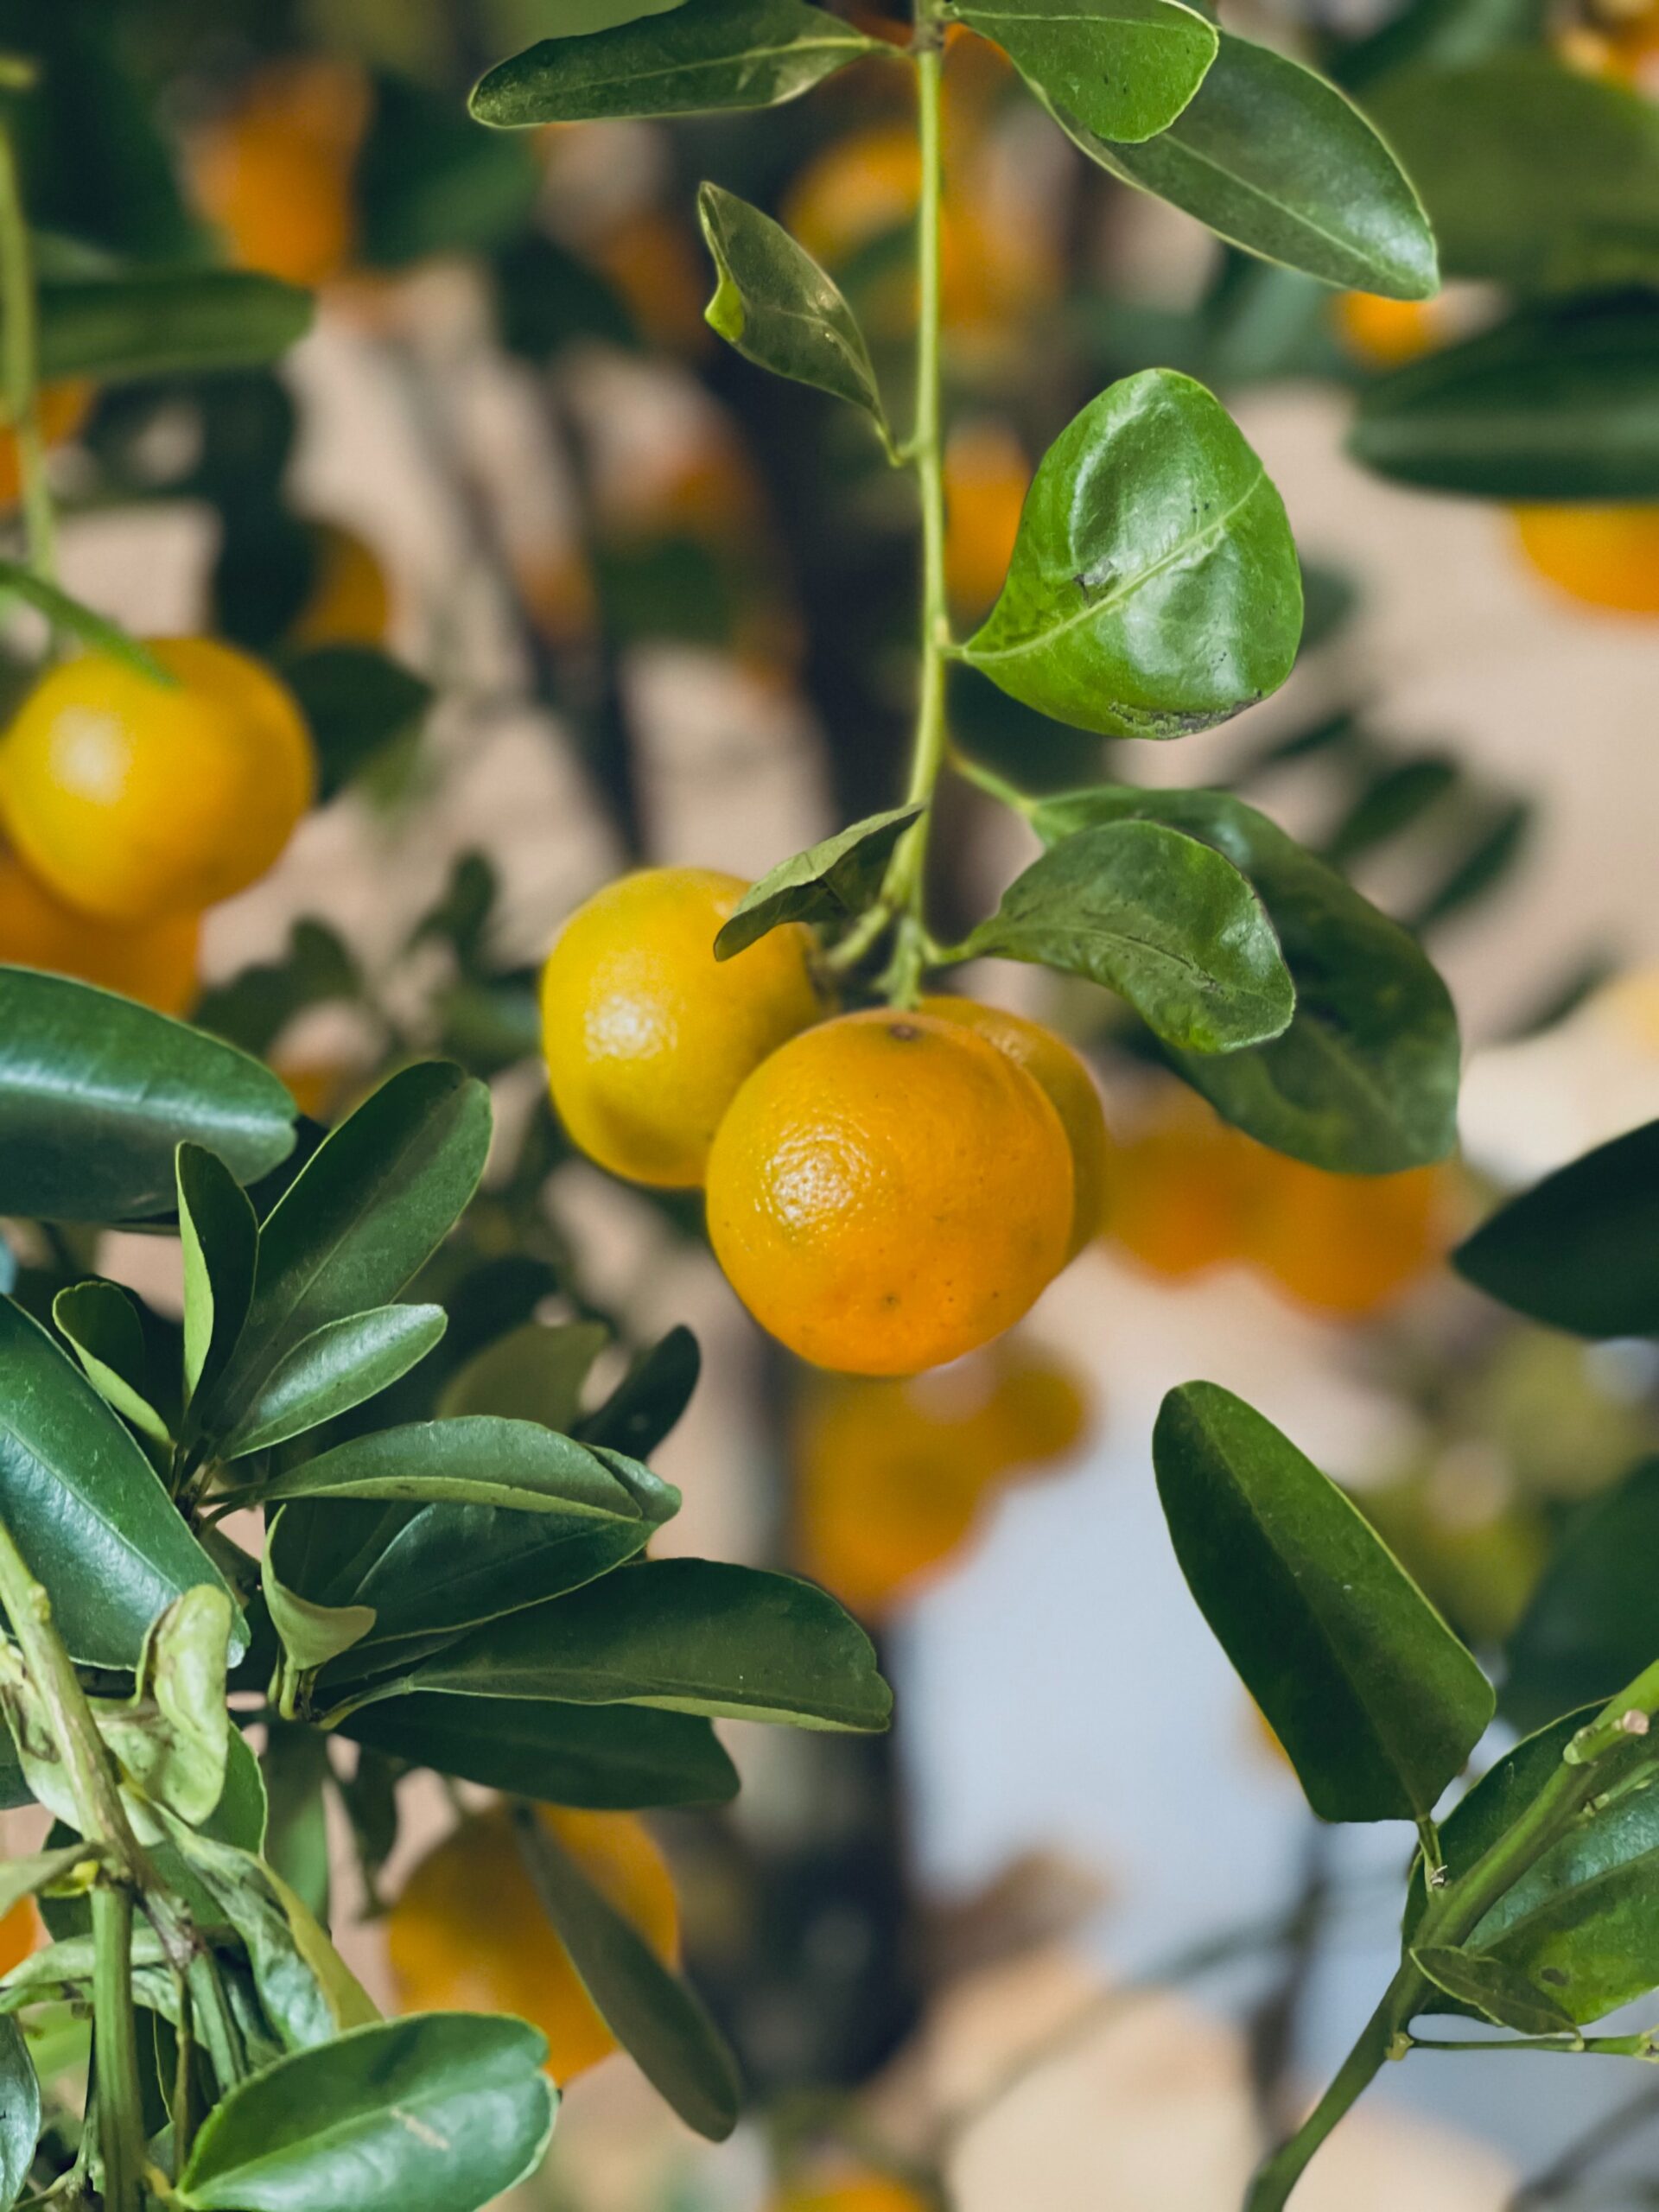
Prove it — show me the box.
[540,867,1108,1375]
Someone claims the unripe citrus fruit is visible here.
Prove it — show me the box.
[0,846,199,1014]
[386,1807,678,2083]
[706,1007,1072,1375]
[0,638,315,924]
[289,521,391,649]
[920,995,1108,1260]
[1512,505,1659,615]
[540,866,824,1188]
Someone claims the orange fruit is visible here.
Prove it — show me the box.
[1248,1156,1447,1317]
[1106,1093,1258,1280]
[919,995,1107,1262]
[0,845,198,1014]
[706,1007,1072,1375]
[1512,505,1659,615]
[943,419,1029,618]
[783,123,919,269]
[591,209,711,354]
[189,59,368,289]
[1331,292,1447,369]
[772,2180,931,2212]
[0,381,94,508]
[0,1898,39,1979]
[540,867,824,1188]
[0,637,315,924]
[289,522,391,649]
[386,1807,678,2083]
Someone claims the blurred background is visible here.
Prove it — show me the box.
[3,0,1659,2202]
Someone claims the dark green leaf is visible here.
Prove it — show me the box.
[0,969,295,1221]
[957,0,1217,144]
[178,1144,258,1408]
[1154,1382,1494,1821]
[263,1523,378,1677]
[436,1321,608,1430]
[262,1724,333,1926]
[494,231,638,357]
[195,1063,491,1447]
[471,0,886,125]
[1349,296,1659,500]
[715,806,921,960]
[52,1281,168,1446]
[1455,1121,1659,1335]
[1366,56,1659,293]
[1033,785,1460,1170]
[963,819,1293,1052]
[0,1300,239,1670]
[1336,0,1548,92]
[963,370,1301,740]
[37,272,312,385]
[515,1805,740,2138]
[402,1559,893,1732]
[342,1698,738,1808]
[224,1306,448,1459]
[257,1417,647,1517]
[276,648,434,805]
[1503,1459,1659,1732]
[697,182,889,435]
[1054,33,1438,296]
[1406,797,1534,932]
[577,1326,700,1459]
[1325,754,1459,864]
[178,2014,554,2212]
[1410,1946,1580,2037]
[0,2019,36,2211]
[358,72,540,267]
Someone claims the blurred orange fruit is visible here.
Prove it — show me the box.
[0,845,199,1014]
[772,2179,931,2212]
[591,209,711,354]
[942,419,1029,618]
[1250,1154,1447,1317]
[1106,1093,1259,1281]
[289,522,391,649]
[387,1807,677,2083]
[0,381,94,508]
[189,59,369,288]
[1512,505,1659,615]
[0,1898,40,1978]
[1331,292,1446,369]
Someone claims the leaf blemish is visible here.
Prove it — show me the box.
[392,2107,451,2152]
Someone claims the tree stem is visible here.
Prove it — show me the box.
[91,1886,144,2212]
[0,112,55,582]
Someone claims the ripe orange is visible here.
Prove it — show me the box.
[540,867,824,1188]
[0,1898,39,1978]
[943,420,1029,618]
[919,995,1107,1261]
[0,845,199,1014]
[0,637,315,924]
[706,1007,1072,1375]
[1331,292,1447,368]
[1512,505,1659,615]
[188,59,368,289]
[0,381,94,508]
[386,1807,678,2083]
[289,522,391,649]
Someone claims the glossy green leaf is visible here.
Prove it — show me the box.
[52,1281,168,1446]
[37,271,312,384]
[0,565,171,681]
[1033,785,1460,1170]
[471,0,886,126]
[697,182,889,436]
[1154,1382,1494,1821]
[343,1697,739,1808]
[263,1522,377,1677]
[1367,55,1659,293]
[515,1805,741,2137]
[178,2013,554,2212]
[277,647,435,804]
[1350,297,1659,499]
[957,0,1217,144]
[1052,33,1437,296]
[715,805,922,959]
[1410,1945,1580,2037]
[436,1320,608,1430]
[262,1723,333,1926]
[1503,1459,1659,1732]
[963,819,1293,1052]
[402,1559,893,1732]
[578,1326,701,1459]
[178,1144,258,1408]
[0,1301,238,1669]
[257,1417,647,1518]
[224,1305,448,1459]
[195,1063,490,1447]
[962,370,1301,740]
[0,969,295,1222]
[0,2019,36,2212]
[1455,1120,1659,1335]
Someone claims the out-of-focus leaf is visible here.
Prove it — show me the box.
[277,648,434,804]
[37,273,312,384]
[1503,1460,1659,1729]
[1455,1120,1659,1336]
[436,1322,609,1430]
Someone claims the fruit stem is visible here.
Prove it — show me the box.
[0,111,56,583]
[879,0,950,1006]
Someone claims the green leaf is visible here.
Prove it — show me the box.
[1366,55,1659,293]
[52,1281,168,1446]
[0,2019,36,2212]
[0,1842,106,1923]
[179,2015,554,2212]
[194,1063,491,1449]
[0,1301,240,1670]
[1032,785,1460,1170]
[1349,296,1659,500]
[1455,1120,1659,1336]
[715,806,922,960]
[191,921,360,1062]
[1336,0,1548,92]
[276,647,435,804]
[262,1723,333,1926]
[1052,32,1438,297]
[402,1559,893,1732]
[1503,1459,1659,1732]
[0,565,172,681]
[0,969,295,1222]
[224,1305,448,1459]
[956,0,1217,144]
[37,271,312,384]
[436,1321,608,1430]
[358,72,540,267]
[1410,1946,1580,2037]
[962,370,1301,740]
[578,1326,700,1459]
[256,1417,648,1518]
[177,1145,258,1408]
[697,182,890,439]
[263,1522,378,1678]
[470,0,887,125]
[514,1806,741,2139]
[962,819,1293,1053]
[1153,1382,1494,1821]
[342,1697,739,1808]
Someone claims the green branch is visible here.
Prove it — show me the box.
[0,111,55,582]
